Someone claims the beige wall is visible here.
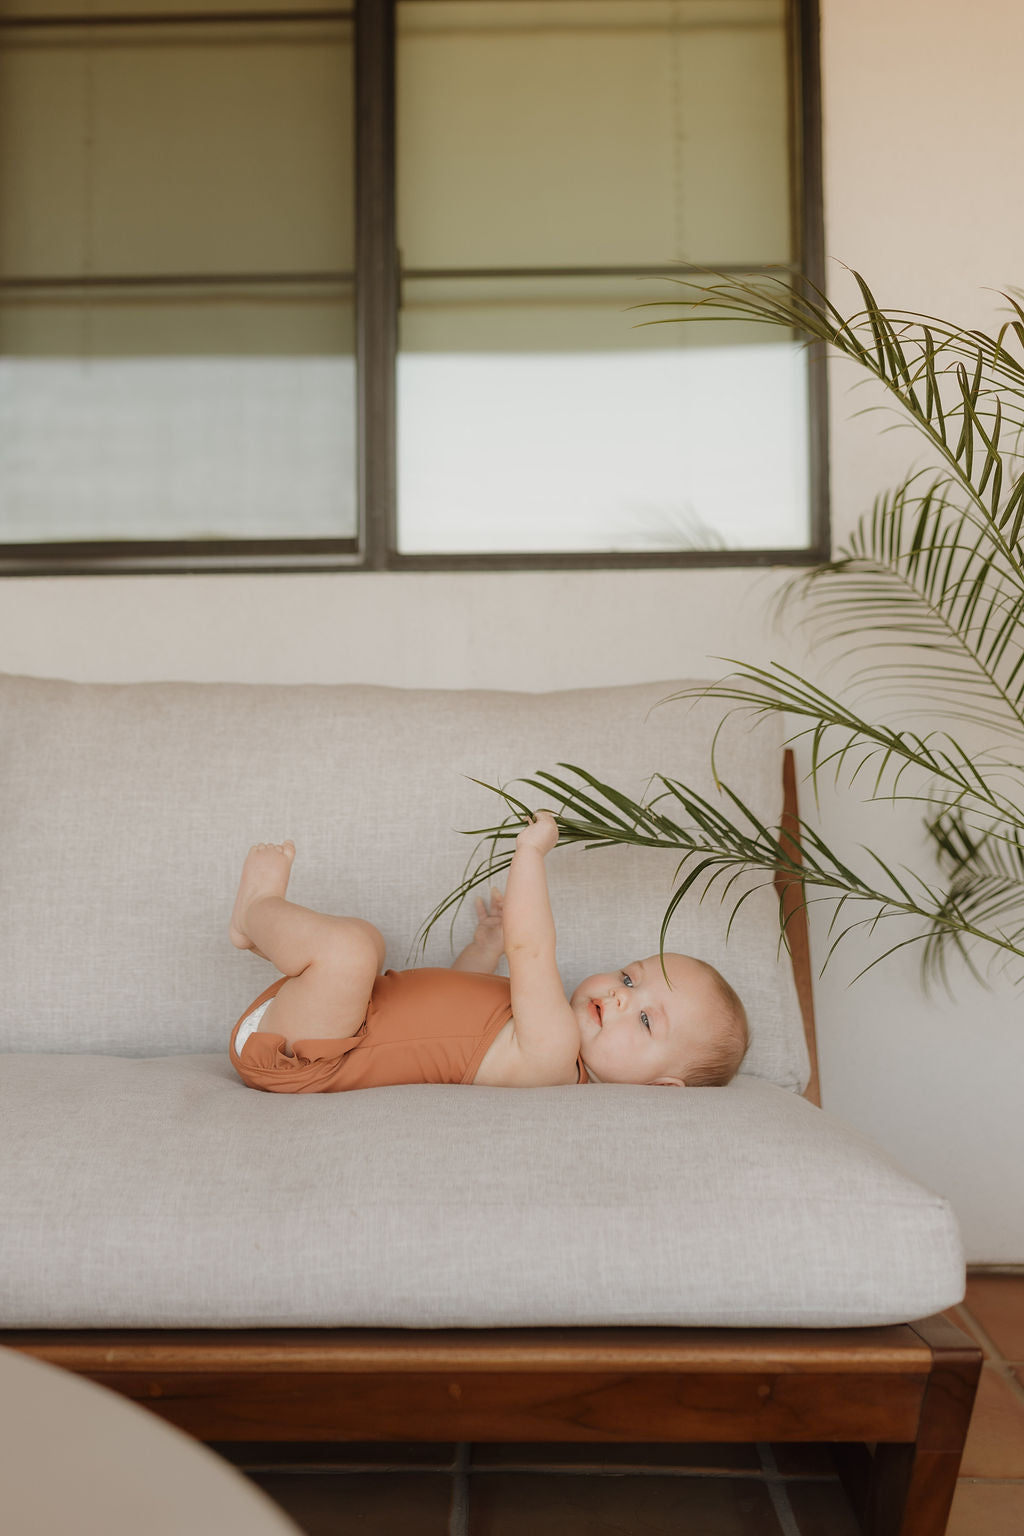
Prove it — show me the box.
[1,0,1022,1258]
[812,0,1024,1264]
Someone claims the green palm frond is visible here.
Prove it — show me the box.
[419,766,1024,985]
[929,804,1024,880]
[774,480,1024,737]
[921,808,1024,988]
[665,664,1024,832]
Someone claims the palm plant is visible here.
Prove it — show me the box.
[428,269,1024,987]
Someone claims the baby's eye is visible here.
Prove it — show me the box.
[640,1011,651,1031]
[622,972,633,987]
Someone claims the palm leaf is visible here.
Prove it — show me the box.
[420,767,1024,983]
[773,480,1024,738]
[667,665,1024,831]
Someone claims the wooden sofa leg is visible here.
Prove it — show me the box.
[861,1315,982,1536]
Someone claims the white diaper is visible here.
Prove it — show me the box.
[235,997,273,1056]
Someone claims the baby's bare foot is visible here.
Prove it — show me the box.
[230,841,295,950]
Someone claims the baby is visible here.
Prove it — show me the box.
[228,813,748,1093]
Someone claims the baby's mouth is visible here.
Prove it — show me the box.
[590,999,603,1026]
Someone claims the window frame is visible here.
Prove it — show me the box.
[0,0,827,577]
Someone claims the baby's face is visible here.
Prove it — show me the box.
[569,953,716,1086]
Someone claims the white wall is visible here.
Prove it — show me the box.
[1,0,1022,1259]
[811,0,1024,1262]
[0,567,793,687]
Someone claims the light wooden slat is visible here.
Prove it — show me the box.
[2,1325,932,1376]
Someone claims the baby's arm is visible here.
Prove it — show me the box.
[451,890,505,973]
[500,813,580,1084]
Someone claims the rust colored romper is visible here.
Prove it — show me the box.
[230,967,589,1093]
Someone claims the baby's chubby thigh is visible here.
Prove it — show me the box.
[259,916,385,1055]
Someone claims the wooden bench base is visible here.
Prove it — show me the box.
[2,1313,981,1535]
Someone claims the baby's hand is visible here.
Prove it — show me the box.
[473,888,505,950]
[516,810,559,855]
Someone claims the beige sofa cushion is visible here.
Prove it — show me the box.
[0,1056,964,1329]
[0,673,809,1091]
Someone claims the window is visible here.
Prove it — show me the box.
[0,0,825,574]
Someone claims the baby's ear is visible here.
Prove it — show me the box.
[650,1075,686,1088]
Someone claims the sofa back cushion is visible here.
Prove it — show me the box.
[0,673,809,1091]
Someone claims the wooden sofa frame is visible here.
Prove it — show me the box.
[1,754,981,1536]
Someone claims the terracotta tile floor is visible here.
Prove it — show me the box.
[946,1273,1024,1534]
[218,1272,1024,1535]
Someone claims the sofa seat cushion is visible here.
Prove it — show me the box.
[0,1055,963,1329]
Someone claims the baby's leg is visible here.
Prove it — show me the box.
[230,842,385,1055]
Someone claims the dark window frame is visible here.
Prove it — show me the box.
[0,0,827,577]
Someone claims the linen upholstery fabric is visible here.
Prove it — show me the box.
[0,1055,964,1329]
[0,672,809,1091]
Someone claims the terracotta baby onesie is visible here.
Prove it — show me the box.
[230,967,589,1092]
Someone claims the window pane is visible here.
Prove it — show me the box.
[2,0,343,15]
[0,10,356,546]
[397,275,809,554]
[396,0,806,558]
[0,288,355,542]
[398,0,791,269]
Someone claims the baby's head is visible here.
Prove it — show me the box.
[570,953,748,1087]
